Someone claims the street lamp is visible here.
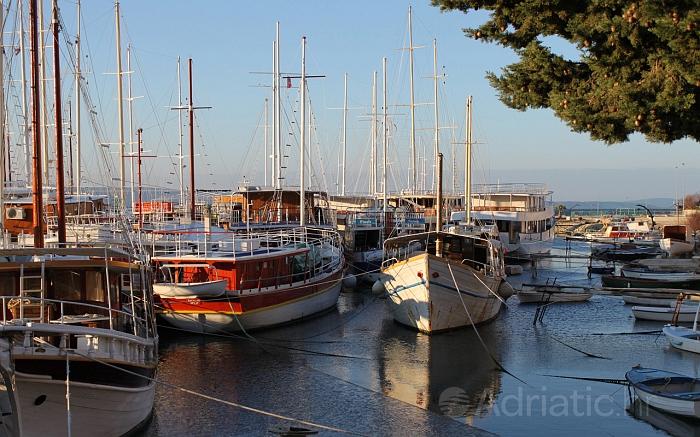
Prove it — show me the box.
[635,204,655,228]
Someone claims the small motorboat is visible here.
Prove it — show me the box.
[659,225,695,257]
[626,366,700,419]
[517,284,592,304]
[153,279,228,298]
[663,296,700,354]
[632,305,698,323]
[622,295,678,306]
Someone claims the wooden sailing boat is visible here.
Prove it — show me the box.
[0,2,158,435]
[380,91,508,332]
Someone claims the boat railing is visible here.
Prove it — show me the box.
[151,226,343,261]
[472,183,551,195]
[0,294,154,341]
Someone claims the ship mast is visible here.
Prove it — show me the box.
[382,57,388,214]
[0,0,5,230]
[370,70,377,196]
[176,57,184,207]
[29,0,43,248]
[465,96,473,224]
[51,0,65,243]
[407,6,416,194]
[432,39,439,193]
[340,73,347,196]
[74,0,80,205]
[127,44,135,209]
[274,22,281,189]
[299,36,306,226]
[19,0,31,183]
[114,0,126,209]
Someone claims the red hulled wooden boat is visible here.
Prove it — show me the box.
[151,227,345,333]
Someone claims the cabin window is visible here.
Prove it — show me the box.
[85,271,106,302]
[0,275,15,296]
[51,270,82,301]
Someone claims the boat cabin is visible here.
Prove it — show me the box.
[0,248,153,337]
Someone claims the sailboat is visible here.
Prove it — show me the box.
[154,36,345,333]
[0,2,158,435]
[380,93,508,333]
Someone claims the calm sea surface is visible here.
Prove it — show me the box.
[138,239,700,436]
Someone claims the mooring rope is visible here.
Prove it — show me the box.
[32,338,365,436]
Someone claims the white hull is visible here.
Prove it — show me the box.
[622,268,700,282]
[16,372,154,437]
[632,306,697,323]
[622,295,677,306]
[517,290,592,304]
[509,228,555,256]
[660,238,694,256]
[382,253,502,333]
[153,279,227,298]
[633,386,700,418]
[663,325,700,354]
[160,279,342,333]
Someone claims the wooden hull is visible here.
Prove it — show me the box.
[632,306,697,323]
[663,325,700,354]
[158,270,343,333]
[660,238,694,256]
[15,373,155,437]
[153,279,227,298]
[517,290,592,304]
[602,275,700,290]
[382,253,503,333]
[622,295,678,306]
[627,368,700,418]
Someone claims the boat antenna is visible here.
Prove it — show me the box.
[435,153,443,257]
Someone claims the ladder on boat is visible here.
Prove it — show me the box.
[18,263,47,322]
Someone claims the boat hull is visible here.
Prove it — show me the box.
[632,306,697,323]
[159,274,343,333]
[382,253,503,333]
[632,386,700,418]
[153,279,227,298]
[660,238,694,256]
[663,325,700,354]
[517,291,592,304]
[15,372,154,437]
[601,275,700,290]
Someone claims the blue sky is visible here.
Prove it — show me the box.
[43,0,700,201]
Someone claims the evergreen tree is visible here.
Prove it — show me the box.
[432,1,699,143]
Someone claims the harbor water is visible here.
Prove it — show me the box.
[140,238,700,436]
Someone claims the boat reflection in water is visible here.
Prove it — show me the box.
[377,316,504,425]
[628,398,700,437]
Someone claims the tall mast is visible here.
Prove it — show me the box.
[0,0,5,230]
[432,39,439,194]
[435,152,443,256]
[271,40,276,188]
[176,56,184,206]
[127,44,135,209]
[52,0,65,243]
[188,58,195,220]
[29,0,43,248]
[341,72,347,196]
[263,97,268,186]
[137,128,143,228]
[114,0,125,208]
[382,57,388,214]
[370,70,377,195]
[408,5,416,194]
[465,96,472,223]
[274,22,281,189]
[74,0,80,201]
[38,0,49,185]
[19,0,31,182]
[299,36,306,226]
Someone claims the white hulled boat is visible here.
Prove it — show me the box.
[450,183,556,257]
[660,225,695,256]
[0,247,158,436]
[381,225,507,333]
